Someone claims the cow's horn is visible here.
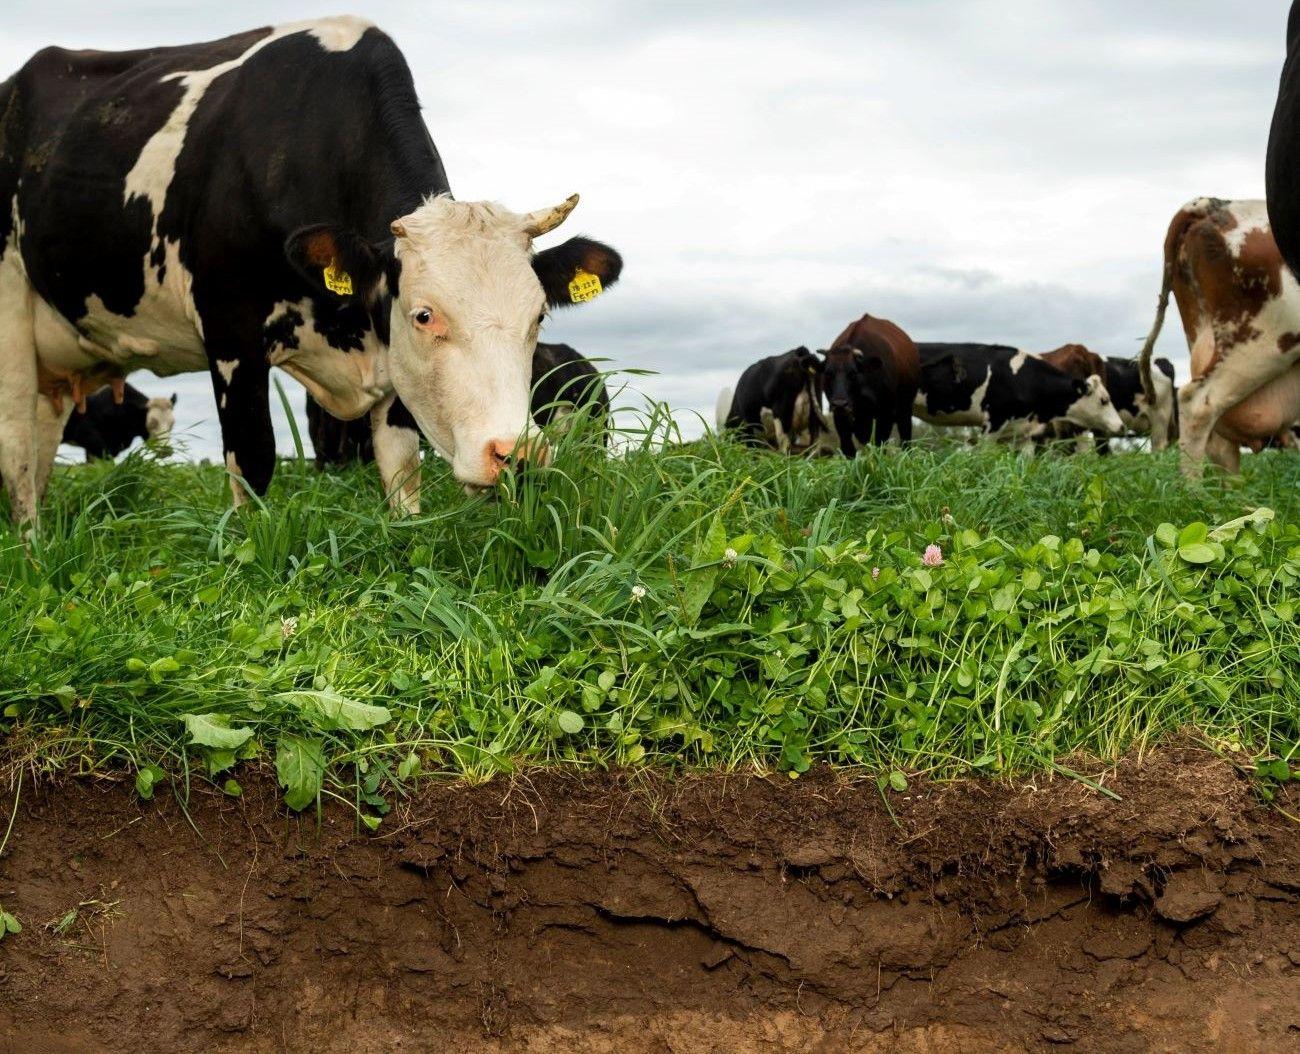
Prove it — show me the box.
[521,194,579,238]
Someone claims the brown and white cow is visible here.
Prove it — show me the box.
[1138,198,1300,475]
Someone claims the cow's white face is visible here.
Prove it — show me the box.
[1065,375,1124,434]
[145,395,176,439]
[387,199,559,488]
[286,195,621,490]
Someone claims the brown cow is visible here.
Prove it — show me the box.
[1138,198,1300,476]
[1038,344,1106,381]
[818,314,919,453]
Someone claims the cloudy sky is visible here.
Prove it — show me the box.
[2,0,1290,457]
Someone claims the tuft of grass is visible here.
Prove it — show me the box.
[1,405,1298,818]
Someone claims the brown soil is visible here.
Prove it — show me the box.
[0,746,1297,1053]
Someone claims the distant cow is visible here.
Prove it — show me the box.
[309,342,610,467]
[62,384,176,461]
[1137,198,1300,475]
[306,396,374,469]
[717,347,825,452]
[915,343,1124,441]
[529,342,611,436]
[1034,345,1177,451]
[1101,356,1177,447]
[819,314,919,454]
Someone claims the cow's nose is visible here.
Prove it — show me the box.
[484,436,550,482]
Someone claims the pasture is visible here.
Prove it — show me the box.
[5,411,1299,792]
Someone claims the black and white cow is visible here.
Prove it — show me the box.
[716,347,825,452]
[62,383,175,461]
[1101,356,1177,447]
[0,17,622,524]
[914,344,1124,441]
[308,341,610,467]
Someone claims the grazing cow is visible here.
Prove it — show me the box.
[1034,345,1177,452]
[308,341,610,467]
[819,314,919,454]
[915,343,1124,441]
[717,347,825,452]
[62,383,176,461]
[1136,199,1300,475]
[0,18,622,524]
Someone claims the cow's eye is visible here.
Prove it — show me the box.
[411,307,447,337]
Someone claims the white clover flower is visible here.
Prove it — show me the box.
[631,584,647,601]
[723,547,738,568]
[280,616,299,640]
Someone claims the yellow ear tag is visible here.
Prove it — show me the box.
[323,263,353,296]
[568,269,603,303]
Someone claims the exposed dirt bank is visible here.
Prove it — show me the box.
[0,747,1297,1053]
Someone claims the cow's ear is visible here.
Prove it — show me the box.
[285,225,386,304]
[533,237,623,308]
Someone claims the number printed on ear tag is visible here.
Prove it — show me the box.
[568,269,602,303]
[323,264,353,296]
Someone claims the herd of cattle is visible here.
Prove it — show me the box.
[5,15,1300,526]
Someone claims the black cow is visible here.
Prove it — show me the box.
[914,344,1124,441]
[716,347,825,452]
[0,17,622,524]
[307,342,610,467]
[306,395,374,469]
[529,342,611,436]
[61,384,176,461]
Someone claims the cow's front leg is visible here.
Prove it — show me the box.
[894,409,913,446]
[772,415,791,454]
[0,263,38,525]
[209,349,275,506]
[371,393,421,515]
[1206,431,1241,473]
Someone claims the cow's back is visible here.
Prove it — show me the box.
[1038,344,1105,382]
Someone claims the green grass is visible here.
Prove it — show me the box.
[2,405,1298,815]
